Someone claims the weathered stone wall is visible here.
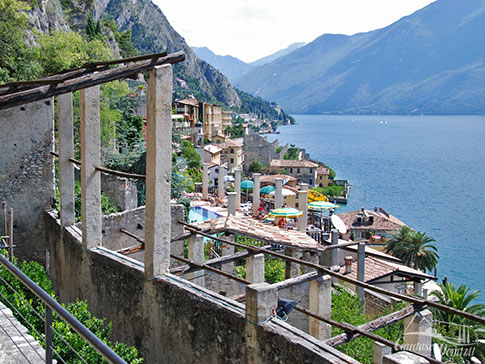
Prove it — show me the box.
[100,173,138,211]
[243,133,279,171]
[0,100,55,262]
[101,205,184,265]
[278,282,310,332]
[45,210,357,364]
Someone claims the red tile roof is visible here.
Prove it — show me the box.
[337,209,407,232]
[259,174,297,186]
[270,159,319,168]
[340,256,435,283]
[187,215,324,252]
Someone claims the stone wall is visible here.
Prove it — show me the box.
[100,173,138,211]
[0,100,55,262]
[45,210,357,364]
[101,205,185,266]
[243,133,279,171]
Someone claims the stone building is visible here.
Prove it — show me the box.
[243,132,279,172]
[219,139,244,172]
[270,159,319,186]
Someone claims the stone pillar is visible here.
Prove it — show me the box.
[320,230,339,267]
[80,86,101,250]
[202,162,209,200]
[247,253,265,283]
[187,235,205,286]
[300,183,309,192]
[414,280,423,296]
[252,173,261,217]
[383,352,429,364]
[58,93,75,228]
[309,275,332,340]
[285,247,300,279]
[218,164,224,199]
[221,233,236,275]
[274,178,283,209]
[298,188,308,232]
[227,192,236,216]
[302,251,319,274]
[145,64,172,279]
[234,168,241,209]
[357,242,366,303]
[403,309,433,357]
[373,342,392,364]
[245,283,277,363]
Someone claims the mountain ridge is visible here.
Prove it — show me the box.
[236,0,485,115]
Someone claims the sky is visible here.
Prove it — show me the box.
[154,0,436,63]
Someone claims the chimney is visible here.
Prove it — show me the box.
[374,207,378,212]
[361,207,365,213]
[344,256,353,274]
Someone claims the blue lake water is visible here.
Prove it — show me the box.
[267,114,485,301]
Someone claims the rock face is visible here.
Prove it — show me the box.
[24,0,241,108]
[236,0,485,115]
[100,0,241,107]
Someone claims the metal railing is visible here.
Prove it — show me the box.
[0,253,127,364]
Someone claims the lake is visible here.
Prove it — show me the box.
[267,114,485,301]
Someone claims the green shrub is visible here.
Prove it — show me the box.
[0,255,143,363]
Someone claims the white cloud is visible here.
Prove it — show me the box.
[154,0,436,62]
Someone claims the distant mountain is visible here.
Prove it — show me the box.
[192,47,253,83]
[250,42,305,67]
[236,0,485,115]
[193,42,306,83]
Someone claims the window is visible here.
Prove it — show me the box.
[310,179,313,185]
[310,169,313,173]
[230,148,234,153]
[297,168,300,173]
[290,168,293,173]
[231,158,234,164]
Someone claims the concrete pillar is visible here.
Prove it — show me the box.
[145,64,172,279]
[245,283,277,364]
[247,253,265,283]
[298,189,308,232]
[302,251,319,274]
[202,162,209,200]
[320,230,339,267]
[245,282,277,324]
[221,233,236,275]
[234,168,241,209]
[309,275,332,340]
[218,164,224,199]
[357,242,366,303]
[403,309,433,357]
[227,192,236,216]
[285,247,300,279]
[58,93,75,228]
[414,281,423,296]
[187,235,205,286]
[373,342,392,364]
[274,178,283,209]
[80,86,102,250]
[252,173,261,217]
[383,352,429,364]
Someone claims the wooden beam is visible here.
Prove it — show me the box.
[324,304,423,347]
[118,243,144,255]
[84,51,168,68]
[294,306,442,364]
[0,51,185,110]
[180,220,485,326]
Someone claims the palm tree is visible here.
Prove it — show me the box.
[385,226,412,257]
[385,227,439,272]
[431,282,485,363]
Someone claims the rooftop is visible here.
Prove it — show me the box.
[187,215,324,252]
[175,98,199,107]
[219,140,243,149]
[259,174,297,186]
[316,167,330,175]
[337,208,407,232]
[270,159,319,168]
[204,144,222,155]
[341,255,436,283]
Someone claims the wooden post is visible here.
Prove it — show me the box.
[2,202,6,237]
[9,208,13,262]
